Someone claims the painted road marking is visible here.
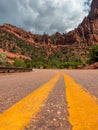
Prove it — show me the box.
[63,74,98,130]
[0,73,60,130]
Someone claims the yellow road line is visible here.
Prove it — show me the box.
[0,73,60,130]
[63,73,98,130]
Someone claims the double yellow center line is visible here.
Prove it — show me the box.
[0,73,60,130]
[63,74,98,130]
[0,73,98,130]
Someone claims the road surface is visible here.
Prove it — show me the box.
[0,69,98,130]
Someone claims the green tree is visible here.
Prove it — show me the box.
[89,44,98,63]
[25,60,32,68]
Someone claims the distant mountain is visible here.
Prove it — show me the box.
[0,0,98,68]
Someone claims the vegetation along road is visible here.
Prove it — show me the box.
[0,69,98,130]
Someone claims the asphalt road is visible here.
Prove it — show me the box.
[0,69,98,130]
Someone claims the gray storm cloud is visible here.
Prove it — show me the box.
[0,0,92,34]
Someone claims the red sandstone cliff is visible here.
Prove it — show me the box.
[0,24,35,44]
[64,0,98,44]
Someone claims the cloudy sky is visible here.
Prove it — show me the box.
[0,0,92,34]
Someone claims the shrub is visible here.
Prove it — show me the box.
[25,60,32,68]
[0,52,7,66]
[89,44,98,63]
[13,58,26,68]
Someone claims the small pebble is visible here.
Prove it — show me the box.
[53,118,56,121]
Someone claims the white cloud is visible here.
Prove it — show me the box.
[0,0,92,34]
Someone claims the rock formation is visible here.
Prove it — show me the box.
[0,24,35,44]
[64,0,98,44]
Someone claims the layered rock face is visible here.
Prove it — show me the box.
[64,0,98,44]
[0,24,35,44]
